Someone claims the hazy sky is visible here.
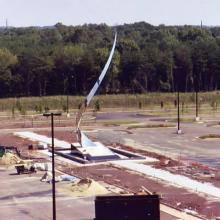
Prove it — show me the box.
[0,0,219,27]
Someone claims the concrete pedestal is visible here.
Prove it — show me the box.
[177,129,182,134]
[195,116,200,122]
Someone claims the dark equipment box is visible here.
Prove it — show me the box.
[94,194,160,220]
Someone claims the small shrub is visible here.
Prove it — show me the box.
[35,104,43,113]
[138,101,142,109]
[16,99,22,112]
[62,104,67,112]
[20,106,26,115]
[44,106,50,113]
[210,100,218,111]
[94,100,101,111]
[11,106,15,118]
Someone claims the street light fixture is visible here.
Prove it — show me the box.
[66,94,69,117]
[43,112,62,220]
[195,90,200,121]
[195,21,203,122]
[177,89,181,133]
[174,65,182,134]
[176,86,182,134]
[195,75,200,121]
[66,77,70,118]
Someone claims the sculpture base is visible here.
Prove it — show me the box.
[71,141,120,161]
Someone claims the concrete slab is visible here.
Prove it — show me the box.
[0,167,94,220]
[0,166,180,220]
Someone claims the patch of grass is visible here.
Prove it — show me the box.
[138,112,174,117]
[0,91,219,115]
[128,124,176,129]
[103,120,139,126]
[168,118,196,123]
[199,134,220,139]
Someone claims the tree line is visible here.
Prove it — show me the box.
[0,21,220,97]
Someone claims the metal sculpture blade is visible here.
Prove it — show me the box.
[86,32,117,106]
[76,32,117,145]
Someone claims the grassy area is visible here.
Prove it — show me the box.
[167,118,196,123]
[199,134,220,139]
[127,124,176,129]
[0,91,219,115]
[103,120,139,126]
[95,92,220,110]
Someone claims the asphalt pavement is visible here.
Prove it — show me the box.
[93,111,220,169]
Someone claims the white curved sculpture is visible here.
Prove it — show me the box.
[73,33,119,161]
[76,32,117,135]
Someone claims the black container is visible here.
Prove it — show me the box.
[94,195,160,220]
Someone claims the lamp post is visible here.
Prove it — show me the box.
[66,78,70,118]
[195,75,200,121]
[43,112,62,220]
[195,90,200,121]
[195,21,202,122]
[66,94,69,117]
[174,65,182,134]
[177,88,180,133]
[64,76,70,118]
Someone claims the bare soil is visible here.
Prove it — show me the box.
[60,164,220,219]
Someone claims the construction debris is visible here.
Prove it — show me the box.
[41,171,52,182]
[35,162,52,171]
[15,160,36,174]
[60,178,109,197]
[28,142,48,150]
[41,171,76,183]
[0,152,20,165]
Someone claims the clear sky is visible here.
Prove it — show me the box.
[0,0,219,27]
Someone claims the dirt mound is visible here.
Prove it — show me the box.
[0,152,20,165]
[61,178,109,197]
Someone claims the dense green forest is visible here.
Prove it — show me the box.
[0,22,220,97]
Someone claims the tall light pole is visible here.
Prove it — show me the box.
[174,65,182,134]
[194,57,200,122]
[195,21,203,122]
[177,83,182,134]
[64,76,70,118]
[177,88,180,132]
[195,89,199,121]
[43,112,62,220]
[66,94,69,117]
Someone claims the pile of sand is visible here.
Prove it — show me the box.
[60,178,109,197]
[0,152,20,165]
